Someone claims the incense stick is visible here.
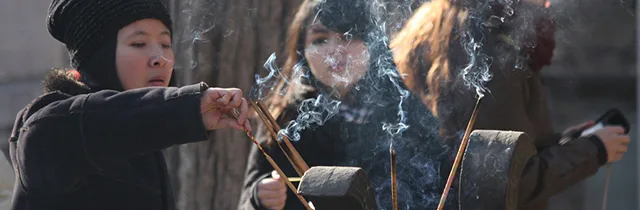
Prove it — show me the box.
[602,164,612,210]
[390,144,398,210]
[255,101,310,172]
[251,100,310,174]
[437,96,483,210]
[213,100,306,177]
[287,177,302,182]
[245,129,313,210]
[253,111,303,176]
[230,109,313,210]
[248,101,306,176]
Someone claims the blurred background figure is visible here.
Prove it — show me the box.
[390,0,630,209]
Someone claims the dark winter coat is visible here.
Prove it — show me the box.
[7,70,211,210]
[468,68,607,210]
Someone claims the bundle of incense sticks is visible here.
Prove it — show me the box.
[390,143,398,210]
[437,96,483,210]
[250,100,310,176]
[230,109,313,210]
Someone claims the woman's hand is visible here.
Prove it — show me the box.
[257,170,287,210]
[562,121,630,163]
[594,126,631,163]
[200,87,251,131]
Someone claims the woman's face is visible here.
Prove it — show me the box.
[304,23,369,96]
[116,19,174,90]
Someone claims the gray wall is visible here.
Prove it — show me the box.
[0,0,66,208]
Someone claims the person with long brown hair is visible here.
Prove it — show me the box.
[238,0,454,209]
[390,0,630,209]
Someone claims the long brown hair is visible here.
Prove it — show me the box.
[264,0,318,120]
[390,0,470,118]
[391,0,555,118]
[265,0,372,120]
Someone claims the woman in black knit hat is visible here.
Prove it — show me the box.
[7,0,252,209]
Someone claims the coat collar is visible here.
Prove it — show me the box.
[42,69,91,95]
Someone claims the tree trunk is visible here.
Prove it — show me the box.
[163,0,302,209]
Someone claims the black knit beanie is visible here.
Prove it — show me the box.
[47,0,174,90]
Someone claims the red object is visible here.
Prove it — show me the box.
[528,16,556,71]
[67,69,81,80]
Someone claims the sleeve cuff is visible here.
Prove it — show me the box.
[167,82,209,100]
[170,82,210,144]
[585,135,608,166]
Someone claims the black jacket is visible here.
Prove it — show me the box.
[8,70,210,210]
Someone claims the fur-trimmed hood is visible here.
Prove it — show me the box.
[42,69,93,96]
